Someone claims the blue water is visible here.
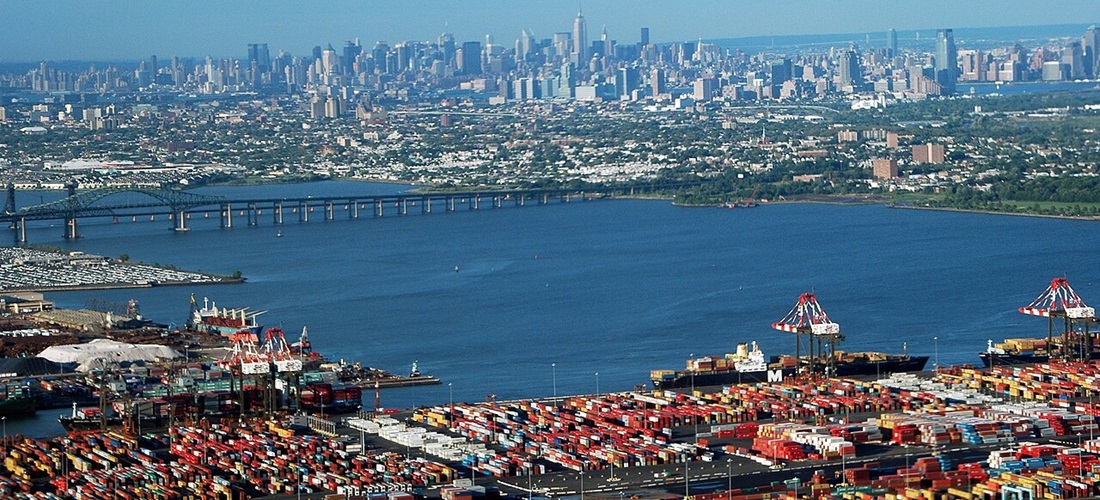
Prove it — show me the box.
[8,181,1100,437]
[966,80,1099,96]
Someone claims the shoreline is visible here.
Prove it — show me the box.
[0,277,244,294]
[886,203,1100,222]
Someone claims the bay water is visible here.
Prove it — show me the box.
[8,181,1100,436]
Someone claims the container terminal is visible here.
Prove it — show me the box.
[0,281,1094,498]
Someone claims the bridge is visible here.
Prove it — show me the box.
[1,181,707,243]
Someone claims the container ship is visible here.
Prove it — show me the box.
[650,342,929,390]
[652,292,928,390]
[979,277,1099,367]
[188,294,264,338]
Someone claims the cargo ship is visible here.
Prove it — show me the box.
[979,338,1100,367]
[188,294,264,338]
[650,341,929,390]
[0,394,36,418]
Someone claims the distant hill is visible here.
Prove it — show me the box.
[701,23,1097,53]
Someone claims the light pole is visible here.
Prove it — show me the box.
[552,362,557,406]
[934,336,939,369]
[684,454,690,498]
[595,372,600,395]
[726,459,733,500]
[2,416,5,444]
[448,383,454,429]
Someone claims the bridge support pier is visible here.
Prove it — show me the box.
[221,203,233,228]
[274,202,283,224]
[299,201,309,223]
[400,199,407,215]
[472,197,479,210]
[247,203,258,226]
[448,197,455,212]
[174,210,189,232]
[64,217,78,240]
[376,200,383,217]
[325,202,334,221]
[424,198,431,214]
[542,194,549,205]
[17,218,26,244]
[351,200,359,219]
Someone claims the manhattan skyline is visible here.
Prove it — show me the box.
[1,0,1098,62]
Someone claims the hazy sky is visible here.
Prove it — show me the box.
[1,0,1095,62]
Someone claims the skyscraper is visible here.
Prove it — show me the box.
[247,43,271,72]
[572,10,587,65]
[838,49,861,89]
[935,29,958,94]
[1084,25,1099,78]
[460,41,482,75]
[640,27,650,46]
[438,33,456,67]
[886,29,898,58]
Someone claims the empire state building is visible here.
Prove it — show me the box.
[572,10,587,65]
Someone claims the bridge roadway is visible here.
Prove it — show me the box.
[2,182,706,243]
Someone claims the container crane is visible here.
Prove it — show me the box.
[772,293,843,377]
[1019,278,1097,361]
[263,327,304,411]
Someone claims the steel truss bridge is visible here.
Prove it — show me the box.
[1,181,709,243]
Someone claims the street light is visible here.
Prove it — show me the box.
[934,336,939,369]
[726,459,733,500]
[552,363,557,406]
[684,454,690,498]
[448,383,454,429]
[595,372,600,395]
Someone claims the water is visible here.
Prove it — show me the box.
[8,181,1100,437]
[967,80,1099,96]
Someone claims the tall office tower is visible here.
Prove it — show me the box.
[342,40,361,75]
[321,45,338,75]
[934,29,957,94]
[439,33,456,66]
[650,67,666,96]
[247,43,271,71]
[312,46,323,62]
[1063,41,1084,79]
[460,41,482,75]
[170,55,180,85]
[553,32,572,59]
[572,10,588,65]
[887,29,898,58]
[372,42,390,73]
[616,67,639,97]
[559,62,575,97]
[640,27,650,46]
[600,26,612,58]
[149,55,158,75]
[518,28,535,62]
[838,49,861,88]
[1084,25,1099,78]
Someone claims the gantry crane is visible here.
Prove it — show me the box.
[263,327,304,411]
[1019,278,1097,361]
[772,293,843,377]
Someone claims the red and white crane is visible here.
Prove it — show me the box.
[1020,278,1097,360]
[772,292,844,377]
[262,327,304,373]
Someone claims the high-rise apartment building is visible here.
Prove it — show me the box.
[887,29,898,58]
[912,143,946,163]
[935,29,958,93]
[872,158,898,179]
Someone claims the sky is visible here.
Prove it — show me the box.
[0,0,1096,62]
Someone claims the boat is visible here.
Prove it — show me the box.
[188,294,264,338]
[978,338,1100,367]
[650,341,929,390]
[332,360,442,389]
[58,404,122,432]
[0,394,36,418]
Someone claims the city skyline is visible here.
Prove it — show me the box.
[0,0,1097,62]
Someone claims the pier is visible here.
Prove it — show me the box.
[1,181,706,243]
